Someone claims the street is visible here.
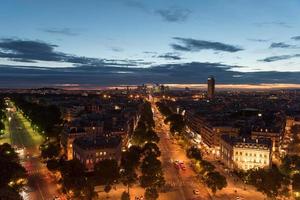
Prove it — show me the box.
[2,101,61,200]
[151,100,266,200]
[152,102,212,200]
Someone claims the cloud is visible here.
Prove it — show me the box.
[156,8,191,22]
[254,21,292,28]
[248,38,269,43]
[157,52,181,60]
[110,47,124,52]
[258,54,300,62]
[291,36,300,41]
[2,62,300,88]
[41,28,78,36]
[122,0,149,12]
[269,42,297,49]
[171,37,243,53]
[0,38,150,67]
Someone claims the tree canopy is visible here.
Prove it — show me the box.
[204,171,227,194]
[0,143,26,199]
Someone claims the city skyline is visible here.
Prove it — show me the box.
[1,0,300,87]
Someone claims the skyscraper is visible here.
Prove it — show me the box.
[207,76,215,99]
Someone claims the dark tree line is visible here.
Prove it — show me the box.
[186,146,227,195]
[0,98,6,135]
[131,101,159,145]
[156,102,185,134]
[13,96,62,138]
[0,143,27,200]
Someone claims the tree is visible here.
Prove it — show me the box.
[120,167,137,194]
[145,187,159,200]
[60,159,90,198]
[131,122,159,145]
[94,159,120,186]
[140,101,155,128]
[164,114,185,134]
[0,186,22,200]
[280,155,300,176]
[204,171,227,194]
[246,166,289,198]
[156,102,172,117]
[120,146,142,195]
[199,160,215,175]
[40,142,60,160]
[121,145,142,169]
[0,143,26,191]
[143,142,161,157]
[186,146,202,161]
[13,97,62,138]
[140,154,165,189]
[46,159,60,171]
[293,174,300,194]
[121,191,130,200]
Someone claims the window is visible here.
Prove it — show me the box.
[240,152,242,155]
[103,152,107,155]
[235,152,238,155]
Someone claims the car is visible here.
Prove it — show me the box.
[193,189,200,195]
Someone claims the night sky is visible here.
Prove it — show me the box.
[1,0,300,88]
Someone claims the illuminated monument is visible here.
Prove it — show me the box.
[207,76,215,99]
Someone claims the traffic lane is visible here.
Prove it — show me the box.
[155,127,211,200]
[156,129,206,200]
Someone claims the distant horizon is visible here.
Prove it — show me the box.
[2,83,300,91]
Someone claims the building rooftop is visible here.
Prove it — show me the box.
[221,134,271,149]
[73,136,122,150]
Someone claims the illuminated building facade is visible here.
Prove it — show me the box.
[73,136,122,171]
[220,135,272,171]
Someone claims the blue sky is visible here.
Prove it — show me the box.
[1,0,300,87]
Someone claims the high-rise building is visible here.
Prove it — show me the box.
[207,76,215,99]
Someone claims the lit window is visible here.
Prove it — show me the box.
[103,152,107,155]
